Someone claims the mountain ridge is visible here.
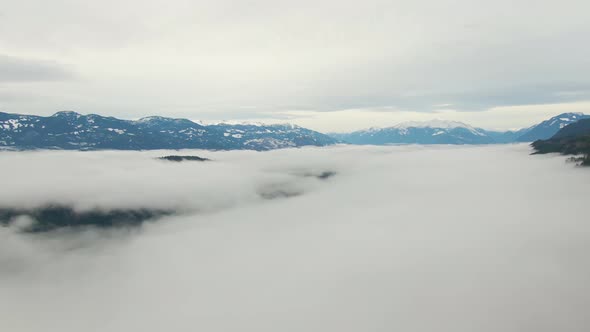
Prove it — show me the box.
[0,111,337,151]
[2,111,588,150]
[330,113,589,145]
[531,118,590,166]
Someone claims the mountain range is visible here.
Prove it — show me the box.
[330,113,589,145]
[330,119,494,145]
[0,111,336,151]
[1,111,588,150]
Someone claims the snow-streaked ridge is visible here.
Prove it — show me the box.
[393,119,476,130]
[203,120,300,129]
[204,120,266,126]
[355,119,485,136]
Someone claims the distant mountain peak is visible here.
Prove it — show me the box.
[551,112,584,117]
[547,112,585,121]
[356,119,477,133]
[136,115,188,123]
[136,115,167,122]
[52,111,81,117]
[330,113,590,145]
[332,119,491,145]
[206,120,267,127]
[203,121,303,130]
[393,119,474,130]
[516,112,589,142]
[353,119,485,137]
[546,113,586,126]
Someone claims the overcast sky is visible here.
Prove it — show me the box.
[1,0,589,131]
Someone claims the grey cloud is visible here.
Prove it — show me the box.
[308,83,590,113]
[0,0,589,127]
[0,55,73,82]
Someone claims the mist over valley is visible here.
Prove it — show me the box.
[1,145,589,331]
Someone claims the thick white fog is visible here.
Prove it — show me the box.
[1,144,589,332]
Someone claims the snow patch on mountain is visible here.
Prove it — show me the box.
[0,111,336,151]
[392,119,485,136]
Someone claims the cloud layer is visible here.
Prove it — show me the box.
[1,145,590,331]
[1,0,589,129]
[0,55,72,82]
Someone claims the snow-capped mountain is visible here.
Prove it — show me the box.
[515,112,590,142]
[0,111,337,151]
[2,111,588,149]
[330,113,590,145]
[331,120,494,145]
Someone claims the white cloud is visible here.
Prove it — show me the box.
[228,101,590,132]
[1,145,590,331]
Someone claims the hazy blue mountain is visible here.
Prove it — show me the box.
[330,113,590,145]
[331,120,495,145]
[478,128,529,144]
[515,112,590,142]
[0,111,337,151]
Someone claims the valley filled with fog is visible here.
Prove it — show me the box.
[1,144,589,332]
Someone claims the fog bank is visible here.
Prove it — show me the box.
[1,145,589,332]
